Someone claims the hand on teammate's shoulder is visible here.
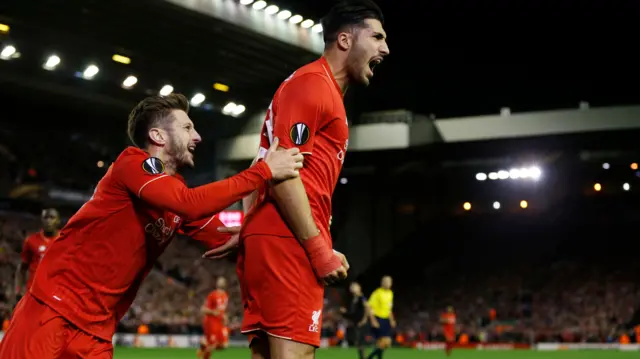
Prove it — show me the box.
[263,137,304,180]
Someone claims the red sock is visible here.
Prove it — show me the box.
[445,342,452,356]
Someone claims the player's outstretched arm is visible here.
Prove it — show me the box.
[114,138,301,221]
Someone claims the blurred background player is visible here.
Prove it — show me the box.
[13,208,60,307]
[441,306,457,356]
[206,2,389,358]
[198,276,230,359]
[341,281,370,359]
[367,276,395,359]
[0,94,302,359]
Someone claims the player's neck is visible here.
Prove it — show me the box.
[322,50,349,94]
[42,229,59,238]
[145,145,178,175]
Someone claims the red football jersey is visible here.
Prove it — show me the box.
[204,289,228,326]
[243,57,348,242]
[441,312,456,334]
[20,231,56,290]
[30,147,271,341]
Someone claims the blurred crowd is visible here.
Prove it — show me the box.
[1,211,640,344]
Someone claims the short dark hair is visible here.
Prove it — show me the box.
[127,93,189,147]
[321,0,384,44]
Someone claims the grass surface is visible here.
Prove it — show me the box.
[113,347,640,359]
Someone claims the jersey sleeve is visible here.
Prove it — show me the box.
[20,238,32,264]
[111,152,272,221]
[263,74,333,157]
[179,215,230,250]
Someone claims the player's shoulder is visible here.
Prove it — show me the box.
[23,232,40,243]
[282,60,334,93]
[113,147,166,176]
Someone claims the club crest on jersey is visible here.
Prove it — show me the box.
[142,157,165,175]
[290,123,310,146]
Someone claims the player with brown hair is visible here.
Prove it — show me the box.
[0,93,303,359]
[205,1,390,358]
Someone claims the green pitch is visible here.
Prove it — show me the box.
[113,347,640,359]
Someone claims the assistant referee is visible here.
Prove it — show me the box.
[367,276,395,359]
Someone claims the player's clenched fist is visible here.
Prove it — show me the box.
[302,235,349,285]
[263,137,304,180]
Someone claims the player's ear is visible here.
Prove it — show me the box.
[148,127,167,146]
[336,30,353,51]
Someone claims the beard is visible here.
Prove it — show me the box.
[166,136,194,168]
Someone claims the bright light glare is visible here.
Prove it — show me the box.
[222,102,246,117]
[493,201,500,210]
[475,173,487,181]
[82,64,99,79]
[0,45,16,60]
[159,85,174,96]
[520,200,528,209]
[498,170,509,180]
[594,183,601,192]
[463,202,471,211]
[301,19,314,28]
[239,0,254,5]
[122,75,138,88]
[488,172,498,180]
[277,10,292,19]
[252,1,267,10]
[602,162,610,170]
[265,5,279,14]
[623,183,630,191]
[190,93,205,106]
[311,24,323,33]
[43,55,61,70]
[289,15,303,24]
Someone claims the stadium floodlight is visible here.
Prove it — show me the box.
[277,10,292,19]
[252,1,267,10]
[463,202,471,211]
[301,19,314,28]
[232,104,246,116]
[520,200,528,209]
[265,5,279,15]
[0,45,16,60]
[497,170,509,180]
[122,75,138,89]
[488,172,498,180]
[82,64,99,79]
[239,0,254,5]
[43,55,61,70]
[159,85,173,96]
[602,162,610,170]
[289,15,303,24]
[0,23,9,34]
[623,183,630,191]
[493,201,500,210]
[222,102,246,117]
[190,93,205,106]
[594,183,602,192]
[311,24,323,33]
[475,172,487,181]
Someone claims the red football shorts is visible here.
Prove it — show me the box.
[204,324,229,348]
[0,293,113,359]
[444,331,456,343]
[238,234,324,347]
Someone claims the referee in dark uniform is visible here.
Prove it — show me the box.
[341,282,370,359]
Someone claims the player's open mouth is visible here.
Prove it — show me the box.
[368,57,383,72]
[188,145,196,153]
